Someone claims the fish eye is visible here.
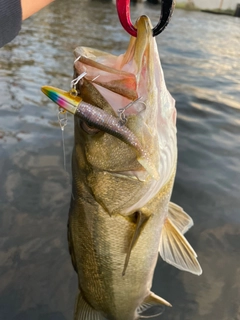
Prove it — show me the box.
[79,120,100,135]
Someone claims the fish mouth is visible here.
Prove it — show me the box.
[41,16,177,186]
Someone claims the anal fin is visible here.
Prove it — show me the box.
[159,218,202,275]
[168,202,193,234]
[137,292,171,319]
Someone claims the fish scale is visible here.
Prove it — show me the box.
[69,174,175,320]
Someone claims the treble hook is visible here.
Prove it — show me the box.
[116,0,175,37]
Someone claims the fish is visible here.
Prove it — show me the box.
[42,15,202,320]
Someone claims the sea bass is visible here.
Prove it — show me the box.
[42,15,202,320]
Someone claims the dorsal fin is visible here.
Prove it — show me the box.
[168,202,193,234]
[159,218,202,275]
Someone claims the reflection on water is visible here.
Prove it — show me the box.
[0,0,240,319]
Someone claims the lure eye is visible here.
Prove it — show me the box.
[80,120,100,135]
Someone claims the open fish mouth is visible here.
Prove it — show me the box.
[72,16,178,187]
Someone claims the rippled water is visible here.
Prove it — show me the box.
[0,1,240,319]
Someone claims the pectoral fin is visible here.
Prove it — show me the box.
[74,291,105,320]
[159,218,202,275]
[168,202,193,234]
[122,211,148,276]
[137,292,171,318]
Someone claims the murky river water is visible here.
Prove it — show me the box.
[0,0,240,319]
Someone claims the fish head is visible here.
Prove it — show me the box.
[73,15,177,215]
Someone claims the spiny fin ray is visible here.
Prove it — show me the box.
[137,292,171,318]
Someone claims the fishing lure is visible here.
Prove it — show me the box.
[41,85,159,179]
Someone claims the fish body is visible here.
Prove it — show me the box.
[69,173,174,320]
[43,15,202,320]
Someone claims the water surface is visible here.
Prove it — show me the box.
[0,1,240,319]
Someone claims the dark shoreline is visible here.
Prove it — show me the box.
[201,9,234,17]
[172,3,237,17]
